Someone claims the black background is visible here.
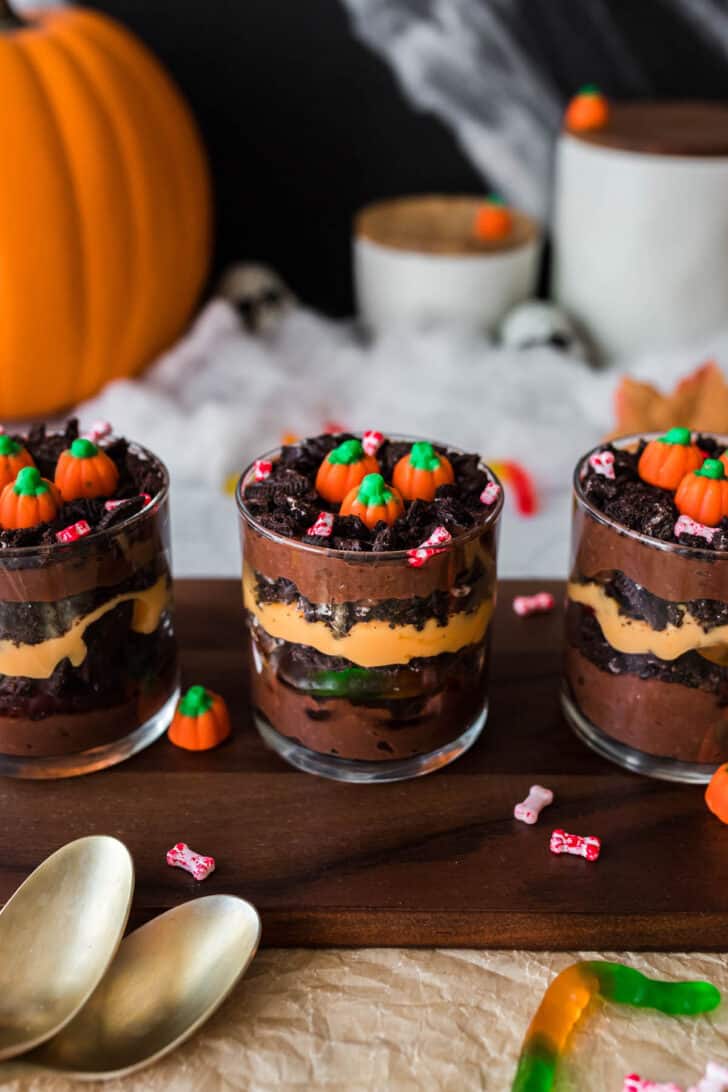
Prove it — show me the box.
[79,0,728,315]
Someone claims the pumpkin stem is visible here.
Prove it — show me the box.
[0,435,21,456]
[486,193,506,206]
[696,458,726,480]
[70,438,99,459]
[579,83,602,96]
[13,467,48,496]
[662,427,692,445]
[328,439,364,466]
[0,1,23,29]
[409,442,441,471]
[357,473,392,505]
[179,684,213,717]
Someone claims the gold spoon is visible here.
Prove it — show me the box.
[28,894,261,1080]
[0,835,133,1060]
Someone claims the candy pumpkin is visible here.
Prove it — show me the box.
[564,85,610,133]
[675,459,728,527]
[0,466,61,529]
[0,434,34,490]
[340,473,404,529]
[315,439,379,503]
[638,427,704,490]
[706,764,728,824]
[167,685,231,751]
[54,438,120,501]
[393,442,454,501]
[0,1,211,419]
[473,195,513,242]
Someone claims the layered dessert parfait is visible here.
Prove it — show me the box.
[553,90,728,358]
[237,432,503,782]
[563,428,728,781]
[353,194,542,332]
[0,420,177,778]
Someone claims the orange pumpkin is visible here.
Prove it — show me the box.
[564,85,610,133]
[340,473,404,529]
[0,433,34,490]
[393,442,454,501]
[473,195,513,242]
[315,439,380,503]
[167,685,231,751]
[0,2,211,419]
[55,438,119,501]
[675,459,728,527]
[0,466,61,529]
[638,427,704,490]
[706,764,728,824]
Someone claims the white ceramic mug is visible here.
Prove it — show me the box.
[353,196,542,333]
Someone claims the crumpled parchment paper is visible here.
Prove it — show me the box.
[2,949,726,1091]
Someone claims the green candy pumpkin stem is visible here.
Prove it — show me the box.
[357,473,392,505]
[0,435,21,456]
[408,441,441,472]
[487,192,506,205]
[13,466,48,496]
[579,83,601,96]
[328,439,364,466]
[696,458,726,480]
[70,437,99,460]
[179,684,213,717]
[661,426,692,446]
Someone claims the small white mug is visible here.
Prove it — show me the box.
[353,195,542,333]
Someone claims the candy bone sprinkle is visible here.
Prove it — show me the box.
[480,481,501,506]
[104,493,152,512]
[674,515,716,544]
[254,459,273,482]
[307,511,334,538]
[166,842,215,882]
[84,420,112,443]
[589,449,616,479]
[550,828,600,861]
[407,526,452,568]
[514,785,554,825]
[695,1062,728,1092]
[362,430,385,457]
[623,1078,685,1092]
[513,592,555,617]
[511,961,720,1092]
[55,520,92,544]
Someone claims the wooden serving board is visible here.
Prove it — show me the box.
[0,578,725,950]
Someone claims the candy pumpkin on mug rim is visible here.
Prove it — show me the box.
[0,434,34,491]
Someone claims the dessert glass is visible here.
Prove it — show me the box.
[237,440,503,782]
[562,433,728,783]
[0,450,178,778]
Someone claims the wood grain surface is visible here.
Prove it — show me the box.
[0,579,721,950]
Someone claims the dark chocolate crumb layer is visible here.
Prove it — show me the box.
[597,571,728,632]
[0,419,165,550]
[566,602,728,698]
[243,434,492,551]
[252,557,490,634]
[580,434,728,551]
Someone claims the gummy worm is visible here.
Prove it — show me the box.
[511,961,721,1092]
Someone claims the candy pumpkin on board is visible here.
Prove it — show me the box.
[0,0,211,418]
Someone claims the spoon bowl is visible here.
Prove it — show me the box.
[30,894,261,1080]
[0,835,133,1059]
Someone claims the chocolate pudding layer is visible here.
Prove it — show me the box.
[563,433,728,777]
[239,434,502,776]
[355,195,537,255]
[569,101,728,156]
[0,420,178,764]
